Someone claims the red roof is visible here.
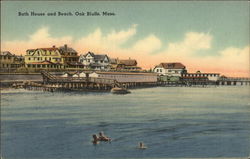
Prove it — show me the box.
[157,62,185,69]
[38,48,59,51]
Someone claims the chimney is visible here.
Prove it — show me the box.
[64,44,67,50]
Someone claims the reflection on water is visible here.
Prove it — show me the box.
[1,86,250,158]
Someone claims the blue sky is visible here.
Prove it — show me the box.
[1,1,249,76]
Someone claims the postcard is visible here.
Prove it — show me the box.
[1,1,249,159]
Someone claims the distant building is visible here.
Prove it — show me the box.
[59,44,83,69]
[109,58,119,70]
[24,46,63,69]
[182,71,220,81]
[79,52,110,70]
[110,58,141,71]
[0,51,25,72]
[154,62,187,76]
[181,76,209,85]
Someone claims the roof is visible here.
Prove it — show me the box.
[38,48,59,51]
[27,47,59,52]
[59,45,77,53]
[119,59,137,66]
[94,54,108,61]
[1,51,14,56]
[90,63,103,67]
[86,52,95,57]
[157,62,185,69]
[85,52,109,61]
[26,49,35,51]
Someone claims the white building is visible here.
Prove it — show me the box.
[89,72,157,83]
[79,52,110,70]
[154,62,187,77]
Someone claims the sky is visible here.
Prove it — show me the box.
[1,1,249,77]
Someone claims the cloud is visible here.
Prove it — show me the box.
[217,46,249,73]
[163,32,212,58]
[132,34,162,53]
[1,26,73,54]
[73,24,137,54]
[106,24,137,44]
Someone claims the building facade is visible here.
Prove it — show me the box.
[79,52,110,70]
[110,58,141,71]
[154,62,187,76]
[0,51,25,72]
[59,44,82,69]
[24,46,64,70]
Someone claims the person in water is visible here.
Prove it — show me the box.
[138,142,147,149]
[98,132,111,141]
[92,134,99,144]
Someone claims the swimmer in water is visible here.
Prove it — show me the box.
[99,132,111,141]
[92,134,99,144]
[138,142,147,149]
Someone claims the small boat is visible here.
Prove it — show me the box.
[111,87,131,94]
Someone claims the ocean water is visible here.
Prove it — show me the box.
[1,86,250,159]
